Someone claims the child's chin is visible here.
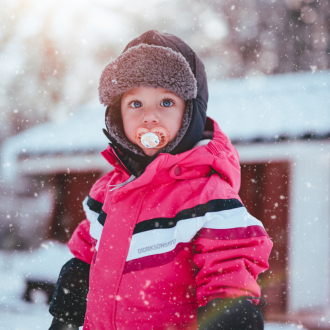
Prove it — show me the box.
[142,147,159,156]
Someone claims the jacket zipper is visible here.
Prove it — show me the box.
[108,145,136,190]
[108,174,136,191]
[109,145,132,175]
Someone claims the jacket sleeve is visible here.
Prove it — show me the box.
[193,202,273,307]
[48,172,112,329]
[48,213,94,329]
[48,218,96,329]
[68,170,115,260]
[68,219,95,264]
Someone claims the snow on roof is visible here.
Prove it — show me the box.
[1,101,107,182]
[2,70,330,182]
[207,70,330,141]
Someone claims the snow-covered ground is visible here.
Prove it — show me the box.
[0,241,73,330]
[0,241,307,330]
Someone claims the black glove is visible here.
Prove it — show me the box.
[48,258,90,329]
[49,317,79,330]
[197,297,265,330]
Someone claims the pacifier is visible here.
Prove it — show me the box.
[134,127,170,149]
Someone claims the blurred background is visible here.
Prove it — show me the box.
[0,0,330,329]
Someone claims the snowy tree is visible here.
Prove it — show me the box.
[0,0,126,144]
[200,0,330,76]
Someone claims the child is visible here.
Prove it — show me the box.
[48,30,272,330]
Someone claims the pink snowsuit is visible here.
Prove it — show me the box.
[68,118,273,330]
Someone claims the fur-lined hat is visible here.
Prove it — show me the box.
[99,30,208,171]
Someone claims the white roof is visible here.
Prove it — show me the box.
[2,70,330,182]
[1,101,107,182]
[207,70,330,141]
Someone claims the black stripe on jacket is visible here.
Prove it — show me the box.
[86,195,107,226]
[87,195,103,214]
[133,198,243,234]
[86,196,243,233]
[98,210,107,226]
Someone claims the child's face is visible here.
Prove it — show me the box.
[121,86,185,156]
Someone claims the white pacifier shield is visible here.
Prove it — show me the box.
[140,132,160,148]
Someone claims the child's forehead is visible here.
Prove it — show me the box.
[122,87,177,98]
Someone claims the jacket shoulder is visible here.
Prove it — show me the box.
[188,171,242,205]
[89,171,115,204]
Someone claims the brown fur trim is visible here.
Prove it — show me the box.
[99,44,197,107]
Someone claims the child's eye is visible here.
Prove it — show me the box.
[160,99,174,107]
[130,101,142,108]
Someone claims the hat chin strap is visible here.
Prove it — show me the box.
[134,127,170,149]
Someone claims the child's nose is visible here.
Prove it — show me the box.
[142,108,160,126]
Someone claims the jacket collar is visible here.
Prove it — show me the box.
[101,117,241,194]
